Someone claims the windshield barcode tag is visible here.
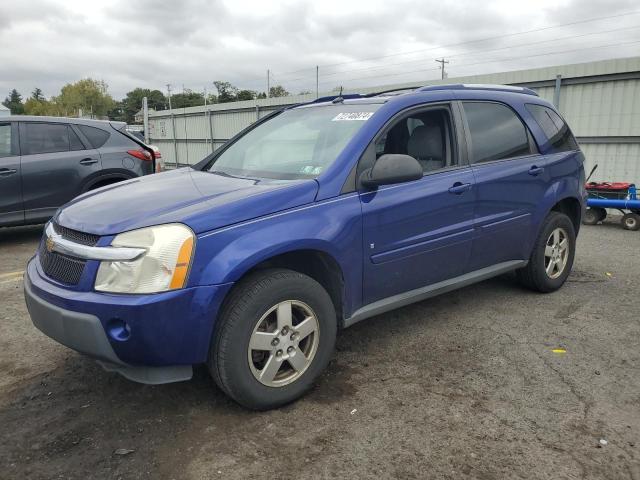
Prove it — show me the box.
[332,112,374,121]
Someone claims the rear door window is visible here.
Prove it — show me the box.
[462,102,533,163]
[525,104,578,153]
[0,124,11,157]
[77,125,110,149]
[22,123,70,155]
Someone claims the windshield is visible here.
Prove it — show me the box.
[207,104,381,180]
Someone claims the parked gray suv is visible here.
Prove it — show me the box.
[0,116,157,227]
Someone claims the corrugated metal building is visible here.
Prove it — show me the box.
[148,56,640,184]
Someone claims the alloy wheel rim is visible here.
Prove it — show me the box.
[247,300,320,387]
[544,227,569,279]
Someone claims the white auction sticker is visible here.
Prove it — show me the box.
[331,112,374,121]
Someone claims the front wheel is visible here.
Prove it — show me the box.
[209,268,337,410]
[517,211,576,293]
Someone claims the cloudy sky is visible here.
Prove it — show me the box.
[1,0,639,100]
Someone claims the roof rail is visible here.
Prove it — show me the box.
[308,93,366,104]
[363,86,422,97]
[415,83,538,96]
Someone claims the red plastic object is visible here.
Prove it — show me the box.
[586,182,633,191]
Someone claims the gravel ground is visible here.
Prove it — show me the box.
[0,217,638,480]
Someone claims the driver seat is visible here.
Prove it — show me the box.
[407,122,444,172]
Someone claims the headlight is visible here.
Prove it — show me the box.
[95,223,195,294]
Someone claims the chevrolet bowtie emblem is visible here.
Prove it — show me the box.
[45,236,55,253]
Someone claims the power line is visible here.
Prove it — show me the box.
[172,12,640,95]
[290,25,639,81]
[268,10,640,80]
[259,24,640,88]
[317,39,640,86]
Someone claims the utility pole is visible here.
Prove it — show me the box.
[435,58,449,80]
[316,65,319,99]
[166,83,173,110]
[166,83,178,168]
[142,96,149,144]
[267,69,270,98]
[182,84,189,165]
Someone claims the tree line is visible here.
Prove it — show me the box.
[2,79,294,124]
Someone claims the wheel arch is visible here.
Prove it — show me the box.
[550,195,583,235]
[81,170,137,193]
[221,247,347,327]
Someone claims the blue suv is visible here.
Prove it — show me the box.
[24,84,586,409]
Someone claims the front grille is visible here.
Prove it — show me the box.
[38,222,100,285]
[52,222,99,246]
[38,242,87,285]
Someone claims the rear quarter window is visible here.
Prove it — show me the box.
[525,104,578,153]
[77,125,110,149]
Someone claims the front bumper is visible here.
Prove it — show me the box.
[25,258,233,383]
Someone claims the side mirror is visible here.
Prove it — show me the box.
[360,154,423,188]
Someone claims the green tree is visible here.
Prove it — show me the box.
[31,88,45,101]
[2,89,25,114]
[120,88,166,123]
[107,100,126,122]
[24,97,54,116]
[268,85,289,97]
[213,81,239,103]
[53,78,115,118]
[170,89,205,109]
[236,89,257,101]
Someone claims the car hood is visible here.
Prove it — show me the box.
[55,168,319,236]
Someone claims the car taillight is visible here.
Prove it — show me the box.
[127,149,152,161]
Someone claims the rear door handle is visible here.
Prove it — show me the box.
[0,168,17,177]
[79,158,98,165]
[529,165,544,176]
[448,182,472,194]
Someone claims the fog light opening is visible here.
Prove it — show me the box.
[107,318,131,342]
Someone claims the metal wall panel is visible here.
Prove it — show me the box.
[560,80,640,137]
[580,143,640,184]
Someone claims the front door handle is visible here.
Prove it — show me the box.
[448,182,472,194]
[0,168,17,177]
[79,158,98,165]
[529,165,544,176]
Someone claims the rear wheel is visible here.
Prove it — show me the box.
[621,213,640,231]
[209,268,337,410]
[517,211,576,292]
[583,207,606,225]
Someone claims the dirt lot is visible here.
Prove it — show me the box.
[0,218,638,480]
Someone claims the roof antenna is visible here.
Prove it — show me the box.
[332,86,344,104]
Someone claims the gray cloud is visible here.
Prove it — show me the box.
[1,0,638,101]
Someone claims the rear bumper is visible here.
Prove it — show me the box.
[24,258,233,382]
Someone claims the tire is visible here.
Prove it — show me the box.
[583,207,606,225]
[209,268,337,410]
[621,213,640,231]
[517,211,576,293]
